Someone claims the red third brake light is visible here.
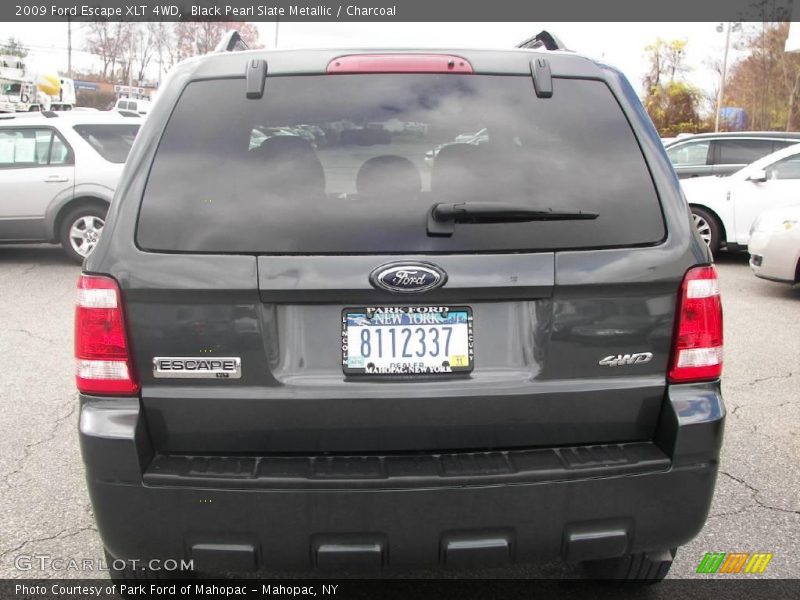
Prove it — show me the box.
[75,275,139,395]
[327,54,473,74]
[668,266,723,383]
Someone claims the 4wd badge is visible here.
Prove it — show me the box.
[598,352,653,367]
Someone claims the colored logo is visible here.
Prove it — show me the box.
[370,262,447,294]
[696,552,773,574]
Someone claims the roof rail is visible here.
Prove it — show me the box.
[516,30,568,51]
[41,110,59,118]
[215,30,249,53]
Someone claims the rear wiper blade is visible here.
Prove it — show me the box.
[427,202,599,236]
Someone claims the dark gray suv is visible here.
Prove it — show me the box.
[77,42,724,581]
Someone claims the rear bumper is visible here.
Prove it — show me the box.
[79,383,724,573]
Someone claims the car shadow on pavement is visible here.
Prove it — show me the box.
[713,251,750,265]
[0,244,77,266]
[764,284,800,299]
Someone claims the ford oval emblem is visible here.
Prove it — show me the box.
[370,262,447,294]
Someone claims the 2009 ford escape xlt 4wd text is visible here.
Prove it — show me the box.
[77,34,725,581]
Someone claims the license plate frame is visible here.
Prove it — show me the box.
[341,305,474,376]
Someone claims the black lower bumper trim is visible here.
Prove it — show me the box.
[142,442,669,490]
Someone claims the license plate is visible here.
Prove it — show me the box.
[342,306,474,375]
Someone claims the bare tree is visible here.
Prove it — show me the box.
[725,22,800,130]
[84,20,261,85]
[701,56,724,119]
[84,22,113,79]
[642,39,688,93]
[132,24,157,82]
[642,38,704,136]
[84,22,133,81]
[149,23,178,82]
[781,56,800,130]
[0,36,29,59]
[174,21,260,61]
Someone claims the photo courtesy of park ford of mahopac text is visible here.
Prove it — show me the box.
[0,0,799,599]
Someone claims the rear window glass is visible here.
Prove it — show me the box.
[74,124,140,163]
[667,140,710,166]
[767,154,800,180]
[715,139,775,164]
[138,75,664,253]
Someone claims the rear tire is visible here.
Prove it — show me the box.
[691,207,722,257]
[583,548,676,583]
[59,204,107,264]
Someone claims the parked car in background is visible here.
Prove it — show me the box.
[660,132,693,147]
[0,111,141,262]
[748,204,800,285]
[665,131,800,179]
[113,98,152,115]
[425,128,489,165]
[681,142,800,255]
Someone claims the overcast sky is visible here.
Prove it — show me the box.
[0,21,742,109]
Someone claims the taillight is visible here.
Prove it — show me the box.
[74,274,138,395]
[668,266,723,383]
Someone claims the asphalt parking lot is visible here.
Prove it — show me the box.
[0,245,797,581]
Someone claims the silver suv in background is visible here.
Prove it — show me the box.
[665,131,800,179]
[0,111,141,262]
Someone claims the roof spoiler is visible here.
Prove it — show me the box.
[516,31,568,51]
[215,30,249,53]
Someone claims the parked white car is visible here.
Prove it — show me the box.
[0,111,141,261]
[113,98,152,115]
[681,142,800,255]
[748,204,800,285]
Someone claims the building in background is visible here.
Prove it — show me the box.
[73,79,157,110]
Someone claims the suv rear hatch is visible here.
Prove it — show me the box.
[126,56,675,456]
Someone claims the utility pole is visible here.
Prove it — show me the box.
[274,17,280,48]
[715,22,732,132]
[67,17,72,77]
